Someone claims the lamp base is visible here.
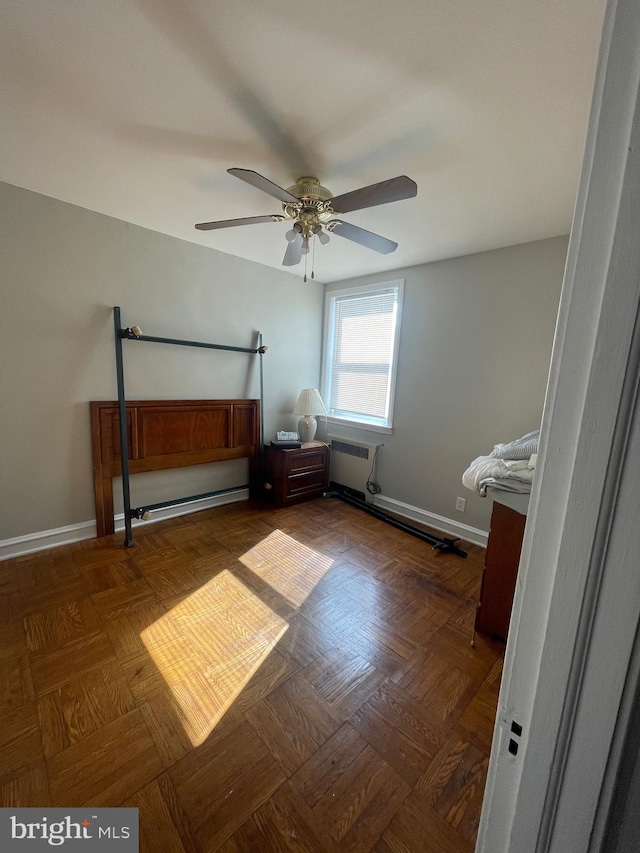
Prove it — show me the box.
[297,415,317,443]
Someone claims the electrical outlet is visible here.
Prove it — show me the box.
[455,496,466,512]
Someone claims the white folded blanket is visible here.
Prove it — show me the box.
[462,429,540,496]
[462,453,536,495]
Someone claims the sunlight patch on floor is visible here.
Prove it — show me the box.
[141,569,288,746]
[238,528,334,607]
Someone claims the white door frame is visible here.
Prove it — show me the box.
[477,0,640,850]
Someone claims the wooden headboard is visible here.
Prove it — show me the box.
[90,399,261,537]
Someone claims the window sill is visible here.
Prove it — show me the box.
[325,416,393,436]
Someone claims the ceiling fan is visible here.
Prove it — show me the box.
[195,168,417,272]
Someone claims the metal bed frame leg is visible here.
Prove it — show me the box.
[113,307,134,547]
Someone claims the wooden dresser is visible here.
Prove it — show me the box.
[263,441,330,506]
[475,493,528,641]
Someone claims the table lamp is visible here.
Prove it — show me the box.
[292,388,326,442]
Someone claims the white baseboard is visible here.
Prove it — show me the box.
[373,494,488,548]
[1,489,485,561]
[0,490,249,562]
[0,520,98,562]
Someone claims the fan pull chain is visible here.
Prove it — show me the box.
[311,234,316,280]
[303,247,308,283]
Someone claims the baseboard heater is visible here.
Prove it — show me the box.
[328,482,467,558]
[329,437,379,502]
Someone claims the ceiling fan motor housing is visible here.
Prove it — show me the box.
[286,176,333,203]
[283,177,333,235]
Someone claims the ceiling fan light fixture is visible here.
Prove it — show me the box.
[318,229,330,245]
[301,237,310,255]
[285,221,303,241]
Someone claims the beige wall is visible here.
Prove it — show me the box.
[0,182,323,540]
[324,236,567,532]
[0,179,566,544]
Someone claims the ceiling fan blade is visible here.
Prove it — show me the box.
[228,168,300,204]
[329,175,417,215]
[282,231,303,266]
[195,214,283,231]
[328,220,398,254]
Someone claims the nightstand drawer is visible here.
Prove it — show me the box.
[286,469,328,500]
[286,449,327,475]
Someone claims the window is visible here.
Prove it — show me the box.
[322,280,403,432]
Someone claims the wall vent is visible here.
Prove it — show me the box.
[330,439,370,460]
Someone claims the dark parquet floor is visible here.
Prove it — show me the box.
[0,498,504,851]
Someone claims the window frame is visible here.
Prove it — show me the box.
[321,279,404,434]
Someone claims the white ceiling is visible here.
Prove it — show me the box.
[0,0,606,282]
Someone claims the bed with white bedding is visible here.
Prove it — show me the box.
[462,430,539,497]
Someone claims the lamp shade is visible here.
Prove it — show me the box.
[292,389,326,442]
[292,388,326,416]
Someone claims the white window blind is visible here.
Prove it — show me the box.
[323,281,403,430]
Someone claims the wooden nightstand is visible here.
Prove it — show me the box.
[263,441,330,506]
